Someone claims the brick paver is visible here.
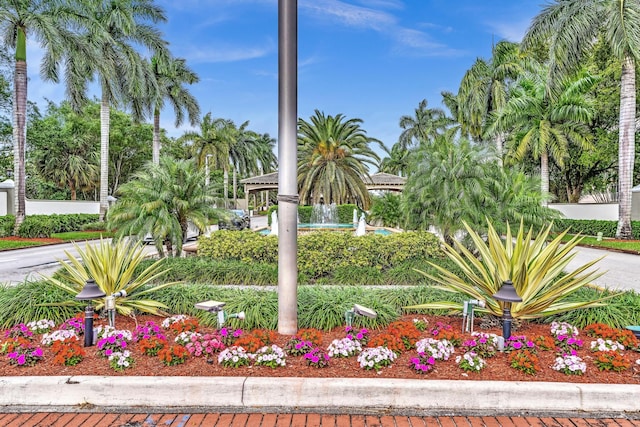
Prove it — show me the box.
[0,412,637,426]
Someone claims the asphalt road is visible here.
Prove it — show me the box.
[0,217,637,294]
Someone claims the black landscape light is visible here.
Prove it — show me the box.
[76,279,106,347]
[492,280,522,340]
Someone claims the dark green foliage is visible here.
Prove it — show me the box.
[135,257,279,286]
[554,219,640,239]
[17,214,99,238]
[80,221,107,231]
[0,215,14,237]
[377,286,466,314]
[135,256,447,287]
[542,287,640,328]
[0,281,82,328]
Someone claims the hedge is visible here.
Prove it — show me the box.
[196,230,443,279]
[17,214,100,238]
[554,219,640,239]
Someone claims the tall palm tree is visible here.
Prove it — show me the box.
[65,0,167,221]
[180,113,236,207]
[0,0,84,231]
[456,41,535,159]
[107,156,217,257]
[397,99,450,149]
[297,110,381,209]
[147,54,200,165]
[487,69,597,206]
[523,0,640,238]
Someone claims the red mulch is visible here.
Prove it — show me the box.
[1,314,639,383]
[0,237,63,244]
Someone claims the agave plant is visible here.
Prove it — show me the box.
[46,238,179,316]
[406,220,614,319]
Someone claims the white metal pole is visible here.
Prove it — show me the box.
[277,0,298,335]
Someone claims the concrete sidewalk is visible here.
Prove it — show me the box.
[1,376,638,418]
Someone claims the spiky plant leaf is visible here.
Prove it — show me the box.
[45,237,180,315]
[405,220,615,319]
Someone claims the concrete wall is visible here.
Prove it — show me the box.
[548,203,620,220]
[25,200,100,215]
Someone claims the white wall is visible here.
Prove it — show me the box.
[25,200,100,215]
[549,203,619,220]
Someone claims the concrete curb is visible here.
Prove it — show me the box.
[0,376,639,416]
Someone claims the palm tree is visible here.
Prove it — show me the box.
[147,54,200,165]
[0,1,85,232]
[107,156,217,258]
[397,99,450,149]
[180,113,236,207]
[523,0,640,238]
[297,110,381,209]
[456,41,538,162]
[379,143,410,177]
[486,69,597,206]
[402,134,488,245]
[64,0,167,221]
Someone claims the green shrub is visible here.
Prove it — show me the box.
[554,219,640,239]
[18,214,99,238]
[0,215,14,237]
[197,230,443,280]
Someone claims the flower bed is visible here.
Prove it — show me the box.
[0,314,638,384]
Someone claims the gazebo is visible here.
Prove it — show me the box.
[239,172,406,211]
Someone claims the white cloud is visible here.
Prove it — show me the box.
[485,18,533,43]
[301,0,396,31]
[183,40,275,64]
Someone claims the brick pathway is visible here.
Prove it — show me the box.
[0,413,639,426]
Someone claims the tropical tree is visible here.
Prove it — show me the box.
[379,143,410,177]
[146,54,200,165]
[402,134,488,245]
[106,156,218,258]
[397,99,450,149]
[297,110,382,209]
[523,0,640,238]
[486,69,597,206]
[180,113,236,207]
[28,101,99,200]
[456,41,535,158]
[64,0,167,221]
[0,0,86,231]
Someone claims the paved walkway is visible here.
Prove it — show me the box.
[1,412,639,426]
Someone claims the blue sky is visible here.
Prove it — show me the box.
[28,0,545,156]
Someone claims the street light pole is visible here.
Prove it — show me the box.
[205,154,213,187]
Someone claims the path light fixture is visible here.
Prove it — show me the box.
[76,279,106,347]
[492,280,522,341]
[345,304,377,327]
[105,290,127,328]
[462,299,486,333]
[195,300,245,329]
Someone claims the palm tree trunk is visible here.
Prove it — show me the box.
[152,107,161,165]
[223,167,229,209]
[233,168,237,208]
[99,89,110,222]
[541,152,549,207]
[12,28,27,235]
[616,55,635,239]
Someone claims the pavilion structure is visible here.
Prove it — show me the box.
[239,172,406,211]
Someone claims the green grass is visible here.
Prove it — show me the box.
[51,231,114,241]
[0,240,49,250]
[553,234,640,253]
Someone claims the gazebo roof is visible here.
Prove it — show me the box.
[240,171,406,188]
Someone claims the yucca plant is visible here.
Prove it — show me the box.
[406,220,615,319]
[46,238,179,316]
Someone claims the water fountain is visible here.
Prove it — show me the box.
[310,203,338,224]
